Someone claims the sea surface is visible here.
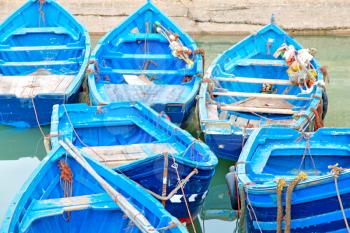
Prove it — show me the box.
[0,35,349,232]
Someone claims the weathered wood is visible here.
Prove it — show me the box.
[215,77,291,85]
[236,59,287,67]
[213,91,310,101]
[221,105,297,115]
[0,75,74,97]
[82,143,177,168]
[60,140,159,233]
[123,74,152,85]
[207,104,219,120]
[232,97,294,109]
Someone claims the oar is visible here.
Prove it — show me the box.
[59,139,159,233]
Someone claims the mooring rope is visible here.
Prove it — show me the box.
[276,178,286,233]
[328,164,350,233]
[244,184,262,233]
[171,156,197,233]
[284,172,308,233]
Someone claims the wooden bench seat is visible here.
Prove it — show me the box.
[82,143,178,168]
[214,76,291,85]
[0,60,78,67]
[236,59,287,67]
[20,193,117,232]
[212,91,311,101]
[12,27,78,40]
[0,45,84,52]
[103,53,174,60]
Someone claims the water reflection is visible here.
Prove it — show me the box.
[0,157,41,220]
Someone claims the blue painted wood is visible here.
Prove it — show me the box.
[88,1,203,126]
[0,0,90,127]
[235,127,350,232]
[1,145,188,233]
[199,22,324,161]
[49,102,218,222]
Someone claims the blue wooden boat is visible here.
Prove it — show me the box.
[199,19,326,161]
[229,127,350,232]
[88,1,203,126]
[1,145,188,233]
[49,102,217,223]
[0,0,90,127]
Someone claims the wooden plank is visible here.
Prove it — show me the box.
[123,75,152,85]
[81,143,177,168]
[220,105,297,115]
[232,97,294,109]
[0,75,74,97]
[0,45,84,52]
[0,60,77,67]
[20,193,116,232]
[236,59,287,67]
[212,91,311,101]
[207,104,219,120]
[215,77,291,85]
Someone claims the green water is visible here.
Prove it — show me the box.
[0,35,349,231]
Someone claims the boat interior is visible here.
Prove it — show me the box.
[0,1,87,97]
[245,136,350,185]
[206,26,318,128]
[92,2,199,104]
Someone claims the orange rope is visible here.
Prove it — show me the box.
[39,0,46,27]
[58,160,73,221]
[312,104,324,131]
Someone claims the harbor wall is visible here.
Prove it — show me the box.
[1,0,350,36]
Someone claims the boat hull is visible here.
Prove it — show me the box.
[118,155,215,221]
[204,133,243,161]
[246,176,350,232]
[0,90,80,127]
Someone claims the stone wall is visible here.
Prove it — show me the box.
[1,0,350,35]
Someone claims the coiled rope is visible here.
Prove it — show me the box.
[58,159,73,221]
